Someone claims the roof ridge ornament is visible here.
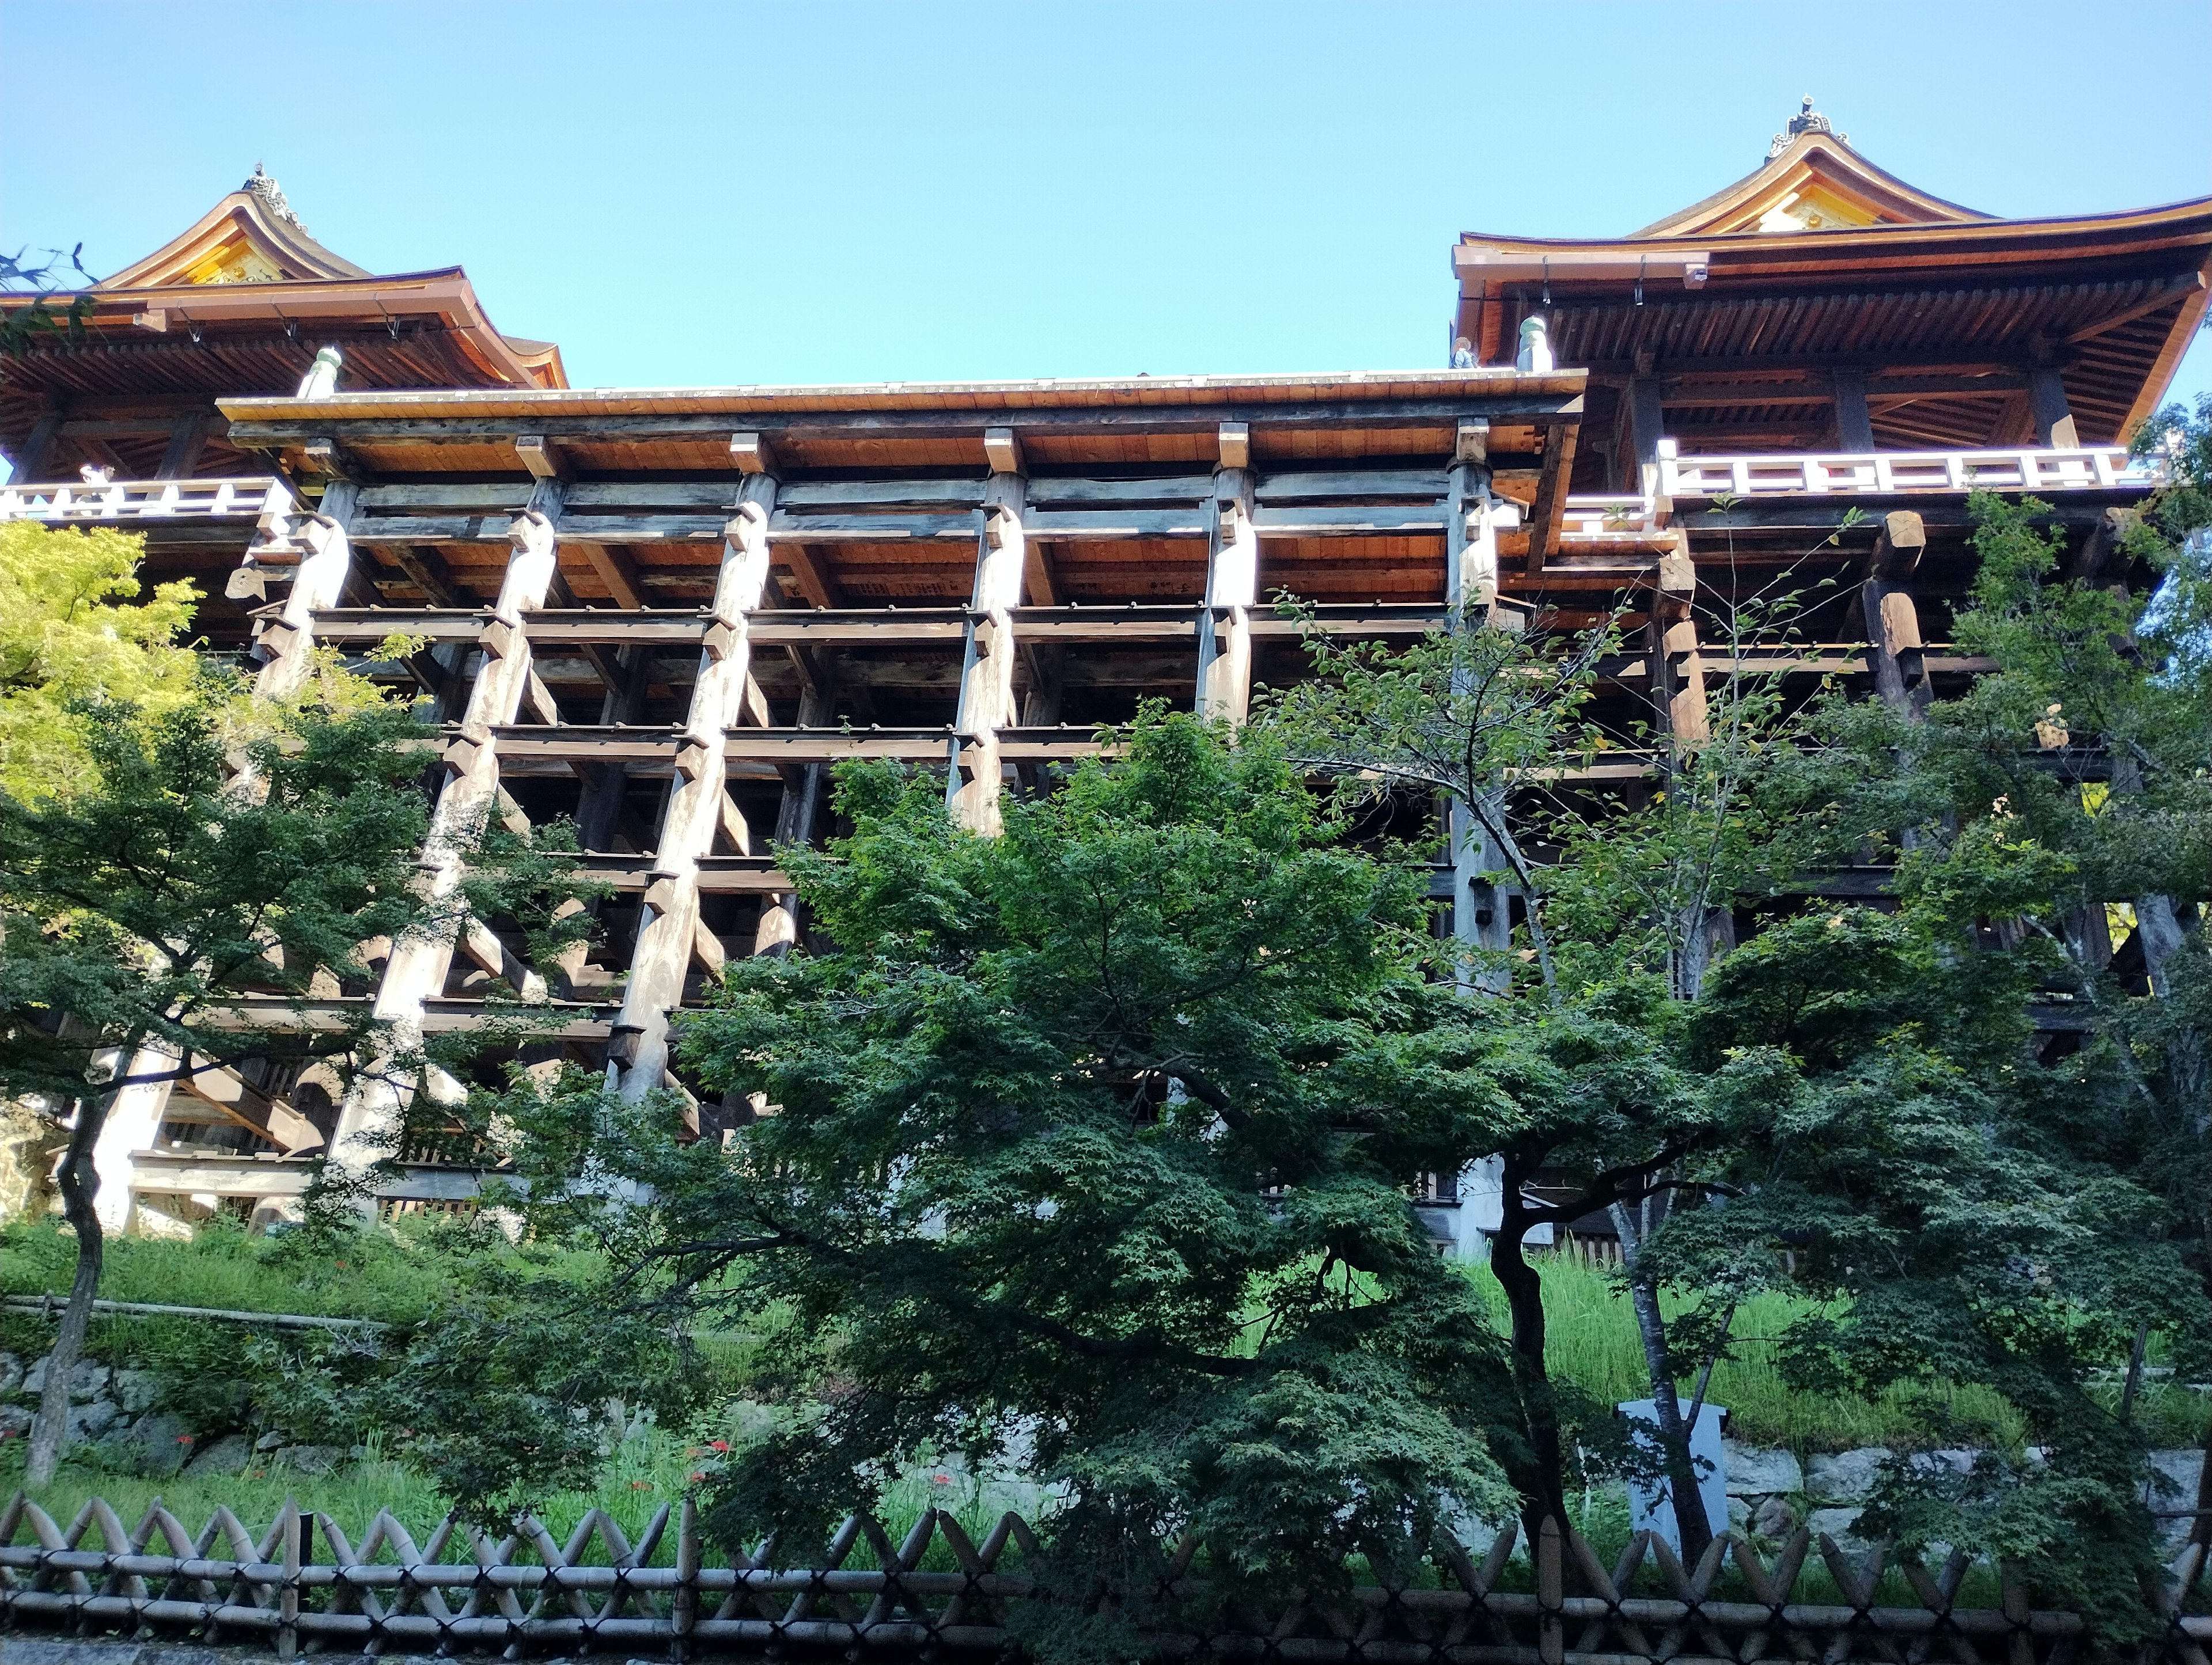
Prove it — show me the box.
[242,163,309,235]
[1767,97,1847,162]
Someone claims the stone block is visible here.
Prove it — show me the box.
[181,1432,253,1477]
[23,1355,109,1402]
[1805,1447,1891,1503]
[113,1412,196,1479]
[0,1353,21,1398]
[1752,1496,1800,1541]
[275,1444,345,1476]
[1806,1505,1869,1552]
[0,1403,29,1437]
[1722,1440,1802,1496]
[112,1369,159,1414]
[67,1398,119,1443]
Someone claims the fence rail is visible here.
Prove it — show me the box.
[0,476,286,525]
[6,1491,2210,1662]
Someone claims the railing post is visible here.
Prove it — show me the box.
[1539,1516,1565,1665]
[675,1494,699,1660]
[2001,1558,2033,1665]
[278,1497,301,1660]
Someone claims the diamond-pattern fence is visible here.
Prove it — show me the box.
[6,1489,2211,1662]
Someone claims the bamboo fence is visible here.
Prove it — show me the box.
[4,1489,2210,1663]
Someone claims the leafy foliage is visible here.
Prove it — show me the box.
[0,524,203,802]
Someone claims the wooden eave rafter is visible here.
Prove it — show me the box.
[1630,133,1992,237]
[1456,197,2212,441]
[2,270,567,390]
[1457,196,2212,295]
[219,366,1586,427]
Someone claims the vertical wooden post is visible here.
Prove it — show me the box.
[1649,534,1709,745]
[1537,1516,1565,1665]
[1861,510,1930,719]
[1197,424,1257,725]
[11,408,63,483]
[334,481,565,1170]
[612,465,777,1098]
[88,1042,184,1231]
[1446,422,1513,996]
[249,480,359,700]
[2028,366,2080,449]
[674,1495,699,1660]
[1831,369,1876,453]
[2000,1559,2033,1665]
[1626,374,1666,475]
[949,432,1027,834]
[278,1497,301,1660]
[155,409,215,480]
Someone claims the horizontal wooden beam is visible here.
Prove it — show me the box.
[224,391,1587,450]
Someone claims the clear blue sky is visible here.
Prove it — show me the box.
[3,0,2208,405]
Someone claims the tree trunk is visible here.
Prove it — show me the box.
[1491,1159,1569,1538]
[25,1088,109,1487]
[1611,1200,1713,1563]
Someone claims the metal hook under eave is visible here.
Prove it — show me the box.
[1541,257,1551,307]
[1635,256,1646,308]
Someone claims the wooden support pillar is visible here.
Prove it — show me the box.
[11,409,63,484]
[1861,509,1930,719]
[949,431,1027,833]
[2028,365,2080,449]
[90,1042,181,1231]
[334,480,566,1167]
[155,409,217,480]
[1445,422,1514,996]
[1649,533,1709,745]
[2069,505,2136,583]
[753,682,835,955]
[237,481,358,699]
[1448,421,1497,621]
[1625,376,1666,475]
[1831,369,1876,453]
[1196,425,1257,724]
[611,468,778,1100]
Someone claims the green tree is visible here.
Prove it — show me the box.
[0,675,585,1486]
[1666,907,2193,1643]
[0,522,203,802]
[490,716,1539,1630]
[1260,602,1791,1558]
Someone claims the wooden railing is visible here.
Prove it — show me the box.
[6,1490,2207,1662]
[0,475,286,525]
[1659,445,2157,500]
[1550,445,2162,548]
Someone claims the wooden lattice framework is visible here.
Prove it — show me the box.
[9,1490,2211,1662]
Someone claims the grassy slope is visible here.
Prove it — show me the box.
[4,1222,2202,1544]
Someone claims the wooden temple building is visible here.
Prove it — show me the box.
[3,113,2208,1247]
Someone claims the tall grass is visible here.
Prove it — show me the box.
[1477,1252,2207,1452]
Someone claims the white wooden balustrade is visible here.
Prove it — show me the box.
[1550,443,2161,545]
[0,475,287,525]
[1658,444,2158,500]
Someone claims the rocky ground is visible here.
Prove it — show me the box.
[0,1349,354,1482]
[1719,1436,2205,1554]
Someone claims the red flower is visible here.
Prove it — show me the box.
[688,1471,705,1484]
[630,1480,653,1490]
[933,1473,950,1485]
[177,1435,194,1444]
[709,1439,730,1452]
